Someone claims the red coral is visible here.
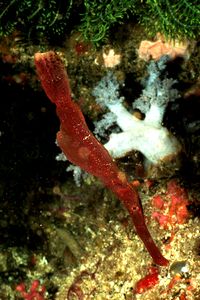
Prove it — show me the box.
[152,195,165,210]
[152,180,189,229]
[16,280,46,300]
[34,51,168,266]
[134,266,159,294]
[167,180,189,224]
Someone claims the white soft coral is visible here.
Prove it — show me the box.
[92,56,182,176]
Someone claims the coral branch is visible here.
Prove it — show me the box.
[34,51,168,266]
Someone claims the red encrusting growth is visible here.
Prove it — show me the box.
[16,280,46,300]
[134,266,159,294]
[152,179,189,229]
[34,51,168,266]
